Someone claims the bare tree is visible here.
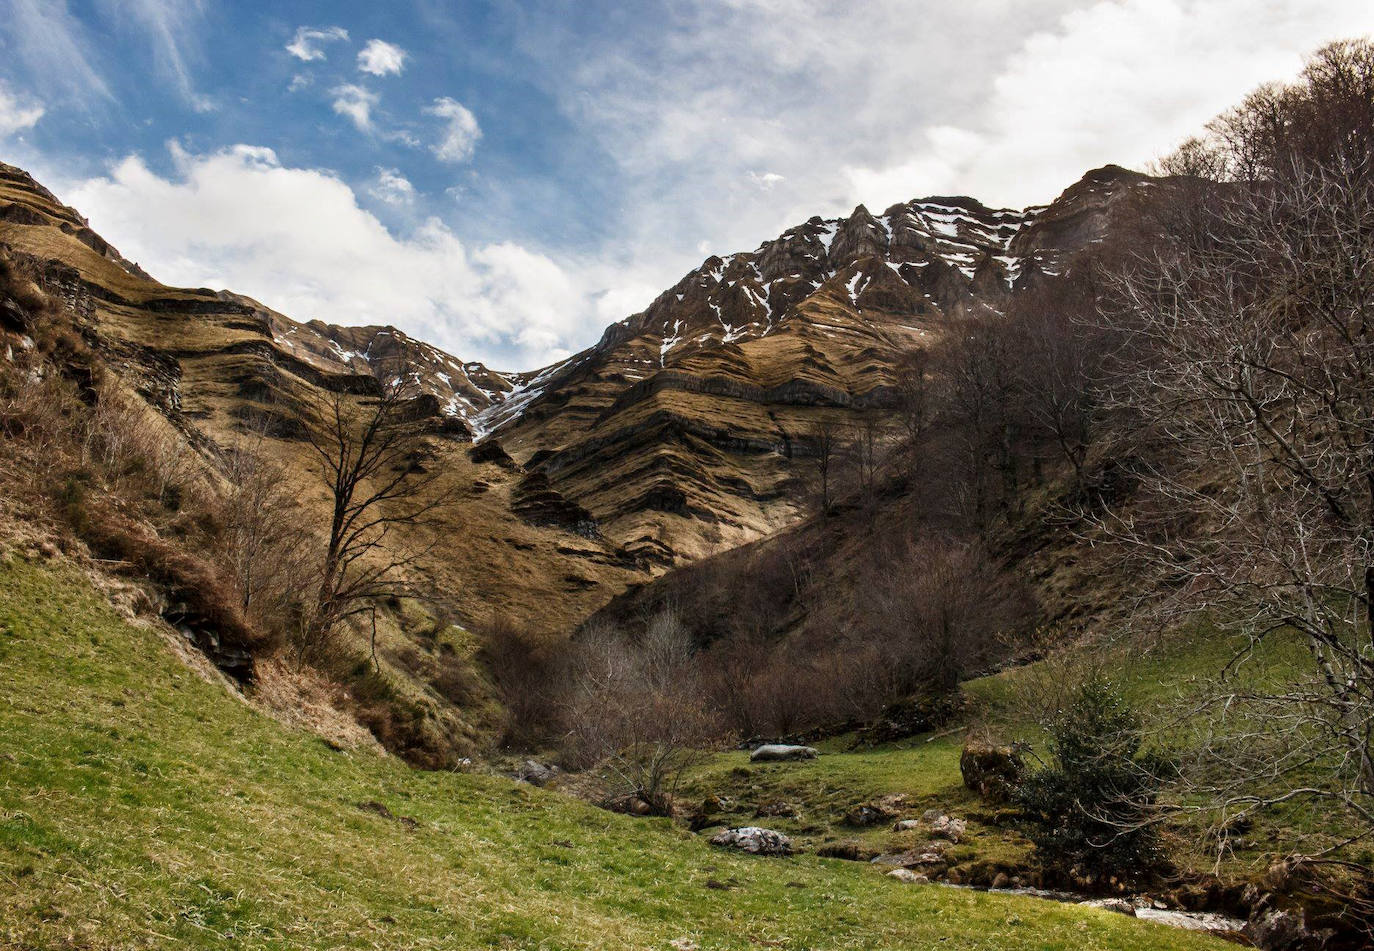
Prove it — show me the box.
[806,417,841,514]
[894,350,933,440]
[869,536,1025,696]
[844,414,886,517]
[301,367,454,657]
[1010,274,1103,499]
[221,415,317,638]
[937,314,1020,527]
[564,611,719,814]
[1103,39,1374,907]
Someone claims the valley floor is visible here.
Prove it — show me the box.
[678,621,1316,894]
[0,555,1235,950]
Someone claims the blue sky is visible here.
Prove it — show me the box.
[1,1,1371,369]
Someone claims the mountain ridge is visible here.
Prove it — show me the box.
[0,156,1158,589]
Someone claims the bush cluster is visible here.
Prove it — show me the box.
[1015,677,1169,885]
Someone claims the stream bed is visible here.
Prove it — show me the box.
[944,883,1251,940]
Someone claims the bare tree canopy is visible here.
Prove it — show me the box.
[302,366,456,656]
[1107,39,1374,912]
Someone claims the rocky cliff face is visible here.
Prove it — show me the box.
[471,165,1153,565]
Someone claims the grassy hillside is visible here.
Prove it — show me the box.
[0,555,1233,950]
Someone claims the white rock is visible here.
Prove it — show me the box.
[886,868,930,884]
[709,826,793,856]
[929,814,967,843]
[749,744,819,762]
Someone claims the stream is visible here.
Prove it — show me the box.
[943,883,1251,939]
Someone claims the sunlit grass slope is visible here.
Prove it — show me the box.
[0,558,1234,950]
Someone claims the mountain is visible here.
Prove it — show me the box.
[473,164,1152,565]
[1,159,1154,585]
[0,156,1158,721]
[0,160,645,639]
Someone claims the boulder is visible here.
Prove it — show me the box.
[749,744,819,762]
[886,868,929,884]
[960,741,1025,803]
[754,799,798,819]
[928,814,967,843]
[710,826,793,856]
[515,760,560,787]
[1248,908,1332,951]
[844,793,907,827]
[846,804,892,827]
[892,819,921,832]
[699,793,730,816]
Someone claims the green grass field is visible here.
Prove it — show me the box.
[0,556,1236,950]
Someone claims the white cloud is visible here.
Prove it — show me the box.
[331,84,378,132]
[842,0,1374,209]
[57,144,619,368]
[286,25,349,62]
[508,0,1374,302]
[368,167,416,205]
[427,97,482,163]
[0,83,45,137]
[357,39,408,77]
[287,74,312,92]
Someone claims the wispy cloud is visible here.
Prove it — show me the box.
[357,39,407,77]
[96,0,210,111]
[427,97,481,163]
[0,82,45,137]
[330,84,378,132]
[368,166,416,205]
[4,0,114,106]
[286,25,349,62]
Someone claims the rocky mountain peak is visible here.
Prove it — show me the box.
[827,204,889,267]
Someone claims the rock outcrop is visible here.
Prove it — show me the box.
[709,827,793,856]
[749,744,819,762]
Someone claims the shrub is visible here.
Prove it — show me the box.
[78,508,269,674]
[564,612,720,815]
[479,613,566,748]
[1015,676,1169,885]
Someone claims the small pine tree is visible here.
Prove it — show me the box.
[1016,676,1168,885]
